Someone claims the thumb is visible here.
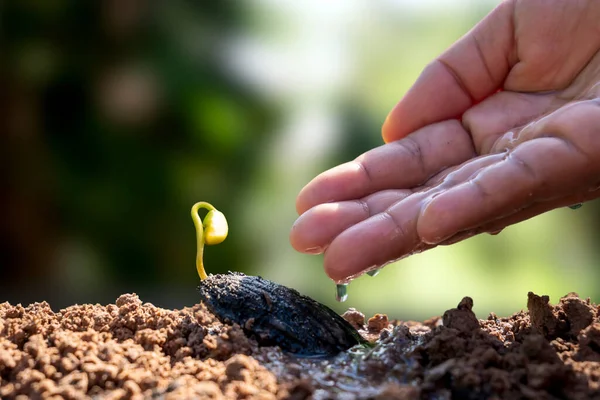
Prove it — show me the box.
[382,0,515,143]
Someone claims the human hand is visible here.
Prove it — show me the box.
[290,0,600,283]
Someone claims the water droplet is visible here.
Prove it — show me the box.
[335,283,348,302]
[569,203,583,210]
[366,269,381,277]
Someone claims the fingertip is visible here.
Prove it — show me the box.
[323,239,366,283]
[295,175,328,215]
[322,212,405,282]
[289,212,324,254]
[290,202,370,255]
[295,185,310,215]
[323,251,347,282]
[295,161,372,215]
[321,219,379,282]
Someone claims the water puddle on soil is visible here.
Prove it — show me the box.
[258,325,427,397]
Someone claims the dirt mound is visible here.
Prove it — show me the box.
[1,291,599,399]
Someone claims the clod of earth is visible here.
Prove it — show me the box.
[2,291,600,399]
[197,272,366,357]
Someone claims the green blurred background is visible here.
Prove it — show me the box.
[2,0,599,320]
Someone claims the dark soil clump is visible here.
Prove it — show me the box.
[197,273,365,357]
[1,292,600,399]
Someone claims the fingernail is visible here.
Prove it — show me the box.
[421,234,452,245]
[304,246,324,254]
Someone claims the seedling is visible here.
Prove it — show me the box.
[191,202,228,280]
[192,202,367,357]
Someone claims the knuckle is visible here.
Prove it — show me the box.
[398,136,427,174]
[355,160,374,186]
[470,177,491,199]
[382,210,407,239]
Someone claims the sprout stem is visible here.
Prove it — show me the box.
[191,202,216,280]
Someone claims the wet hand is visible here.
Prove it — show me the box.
[290,0,600,282]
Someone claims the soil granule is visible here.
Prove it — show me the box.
[1,291,600,399]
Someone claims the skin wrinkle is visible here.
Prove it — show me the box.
[469,176,492,202]
[355,160,374,193]
[462,114,494,155]
[506,150,538,184]
[362,190,411,216]
[556,134,597,173]
[355,199,370,218]
[437,58,477,105]
[398,136,428,178]
[471,33,496,87]
[450,121,478,163]
[381,209,408,242]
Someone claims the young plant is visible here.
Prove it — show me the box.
[191,202,228,280]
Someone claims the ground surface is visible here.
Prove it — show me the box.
[1,290,599,399]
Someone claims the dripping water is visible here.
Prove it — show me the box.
[335,284,348,302]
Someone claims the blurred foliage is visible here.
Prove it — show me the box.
[1,0,275,306]
[2,0,600,320]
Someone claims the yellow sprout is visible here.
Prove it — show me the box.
[191,202,229,280]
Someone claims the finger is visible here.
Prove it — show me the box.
[424,152,508,191]
[437,189,599,247]
[418,122,600,245]
[290,189,410,254]
[323,192,434,282]
[476,190,600,236]
[382,0,516,143]
[296,120,475,214]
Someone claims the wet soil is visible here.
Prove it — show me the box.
[1,291,599,399]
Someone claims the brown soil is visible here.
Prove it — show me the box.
[1,291,600,399]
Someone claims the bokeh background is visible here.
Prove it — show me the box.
[2,0,599,320]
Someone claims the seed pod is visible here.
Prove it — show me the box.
[203,209,228,245]
[198,272,366,357]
